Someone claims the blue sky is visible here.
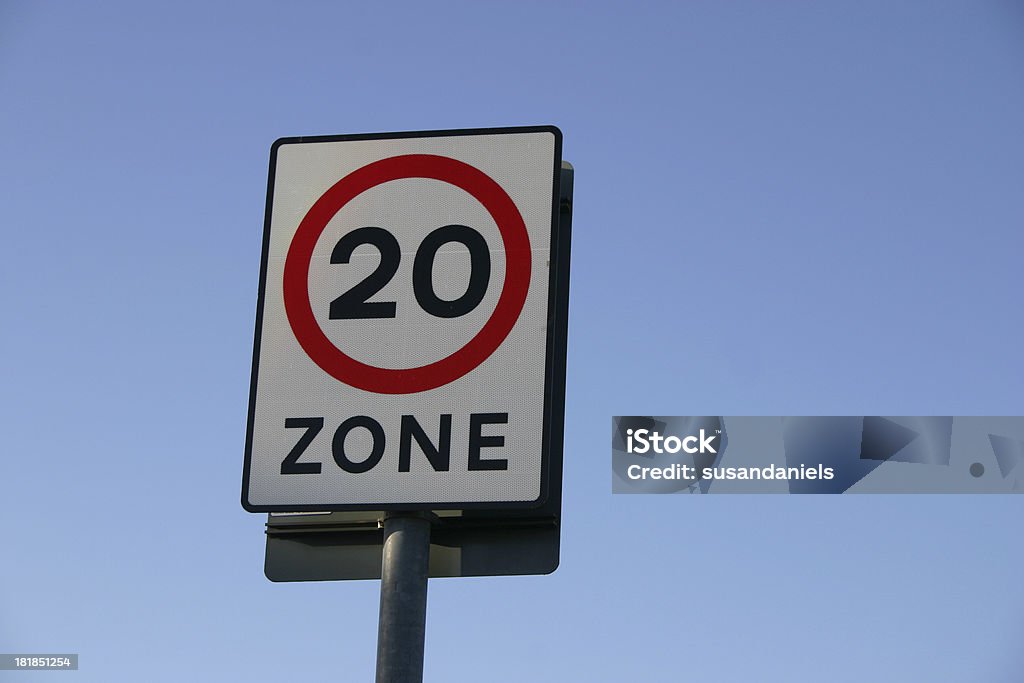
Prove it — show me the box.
[2,2,1023,681]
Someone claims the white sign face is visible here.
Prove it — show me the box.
[243,127,563,511]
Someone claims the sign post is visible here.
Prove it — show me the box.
[376,513,431,683]
[242,127,570,683]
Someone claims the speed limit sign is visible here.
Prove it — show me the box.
[242,126,569,511]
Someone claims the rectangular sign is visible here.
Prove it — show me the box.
[613,416,1024,493]
[243,127,568,511]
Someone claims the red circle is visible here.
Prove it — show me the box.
[282,154,532,394]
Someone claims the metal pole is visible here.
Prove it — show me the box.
[375,513,431,683]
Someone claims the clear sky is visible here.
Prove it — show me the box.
[2,1,1023,681]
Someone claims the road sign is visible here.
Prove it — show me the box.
[242,127,567,512]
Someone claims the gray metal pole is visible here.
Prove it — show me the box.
[375,513,431,683]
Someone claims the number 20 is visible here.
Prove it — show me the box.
[329,225,490,320]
